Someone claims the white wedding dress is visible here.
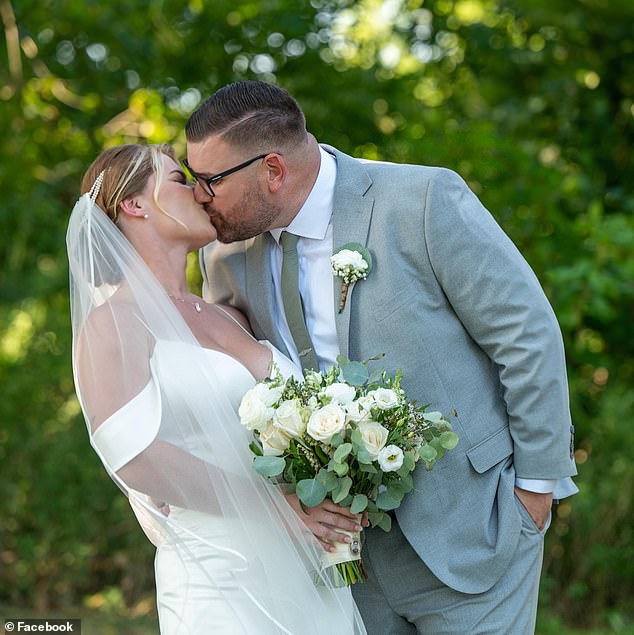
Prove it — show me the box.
[67,184,366,635]
[91,337,355,634]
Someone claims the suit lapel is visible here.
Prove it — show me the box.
[245,233,286,351]
[325,146,374,359]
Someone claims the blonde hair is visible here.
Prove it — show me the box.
[80,143,186,229]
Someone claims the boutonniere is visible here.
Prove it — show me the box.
[330,243,373,313]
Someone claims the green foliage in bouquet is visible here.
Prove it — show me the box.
[240,355,458,584]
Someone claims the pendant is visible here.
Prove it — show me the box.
[194,302,202,313]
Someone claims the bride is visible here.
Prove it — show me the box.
[67,143,366,634]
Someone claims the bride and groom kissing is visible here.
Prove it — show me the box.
[68,80,577,634]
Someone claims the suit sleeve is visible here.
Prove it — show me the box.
[423,168,575,480]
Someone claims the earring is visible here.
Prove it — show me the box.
[143,214,149,219]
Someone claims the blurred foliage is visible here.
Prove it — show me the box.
[1,0,632,630]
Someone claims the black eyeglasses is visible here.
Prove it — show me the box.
[183,154,269,197]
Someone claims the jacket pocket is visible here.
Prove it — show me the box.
[466,426,514,474]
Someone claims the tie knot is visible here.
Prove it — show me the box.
[281,231,299,254]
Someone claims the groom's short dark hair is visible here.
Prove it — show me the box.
[185,81,307,151]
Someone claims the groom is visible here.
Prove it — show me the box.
[185,81,577,634]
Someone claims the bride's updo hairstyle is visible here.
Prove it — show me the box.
[80,143,176,224]
[77,143,177,286]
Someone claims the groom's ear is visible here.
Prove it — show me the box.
[119,197,147,218]
[263,153,285,193]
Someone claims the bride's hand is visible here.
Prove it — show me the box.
[284,492,364,552]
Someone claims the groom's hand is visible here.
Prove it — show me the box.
[514,487,553,530]
[284,492,364,552]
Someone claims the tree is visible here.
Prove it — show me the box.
[1,0,632,625]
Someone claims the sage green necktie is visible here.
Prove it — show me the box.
[280,232,319,372]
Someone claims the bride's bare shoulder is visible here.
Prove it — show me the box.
[80,291,150,350]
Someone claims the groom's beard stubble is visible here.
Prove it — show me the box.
[206,183,281,244]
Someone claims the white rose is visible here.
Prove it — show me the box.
[357,420,389,459]
[377,445,404,472]
[324,382,356,405]
[307,404,346,443]
[424,411,444,424]
[239,388,274,431]
[368,388,399,410]
[331,249,369,271]
[253,382,284,407]
[273,399,306,438]
[259,422,291,456]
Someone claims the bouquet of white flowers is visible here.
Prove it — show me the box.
[238,355,458,585]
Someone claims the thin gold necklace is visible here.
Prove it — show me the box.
[168,294,202,313]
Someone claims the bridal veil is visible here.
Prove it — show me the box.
[67,165,366,634]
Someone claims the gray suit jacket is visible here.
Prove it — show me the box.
[201,145,577,594]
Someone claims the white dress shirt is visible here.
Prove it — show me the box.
[268,146,576,500]
[269,147,339,372]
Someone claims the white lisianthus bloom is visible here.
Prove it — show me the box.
[273,399,306,438]
[357,394,376,411]
[239,387,274,431]
[357,420,389,459]
[307,403,346,442]
[378,445,404,472]
[345,399,371,423]
[368,388,400,410]
[307,395,319,410]
[331,249,369,272]
[325,382,356,405]
[254,382,284,407]
[424,411,444,424]
[259,421,291,456]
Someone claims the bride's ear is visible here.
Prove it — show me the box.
[119,198,147,219]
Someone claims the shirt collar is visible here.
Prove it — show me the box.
[270,146,337,244]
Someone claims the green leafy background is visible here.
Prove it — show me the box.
[1,0,632,632]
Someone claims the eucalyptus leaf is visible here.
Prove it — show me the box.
[341,361,369,386]
[376,487,403,510]
[419,444,438,462]
[440,431,459,450]
[336,354,351,367]
[330,432,344,448]
[376,512,392,532]
[334,442,353,463]
[253,456,285,478]
[403,451,416,471]
[333,461,349,476]
[367,510,383,526]
[356,448,373,464]
[339,494,353,507]
[316,468,338,491]
[332,476,353,503]
[296,478,327,507]
[350,494,368,514]
[358,462,378,474]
